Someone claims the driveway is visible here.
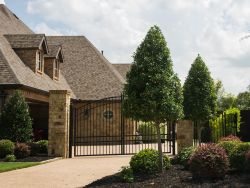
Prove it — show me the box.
[0,156,131,188]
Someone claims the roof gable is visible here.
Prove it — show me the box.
[4,34,49,53]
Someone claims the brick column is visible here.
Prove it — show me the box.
[48,90,71,158]
[176,120,193,153]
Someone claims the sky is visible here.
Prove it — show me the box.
[2,0,250,95]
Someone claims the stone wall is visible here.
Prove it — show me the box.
[44,58,54,79]
[176,120,193,153]
[48,90,70,158]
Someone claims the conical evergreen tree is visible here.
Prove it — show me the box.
[123,25,183,172]
[183,54,217,121]
[0,91,33,142]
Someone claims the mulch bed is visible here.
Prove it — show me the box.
[85,165,250,188]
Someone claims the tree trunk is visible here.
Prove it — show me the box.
[155,122,163,173]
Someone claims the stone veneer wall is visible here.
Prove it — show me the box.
[176,120,193,153]
[48,90,70,158]
[15,49,37,72]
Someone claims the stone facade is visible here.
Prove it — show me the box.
[48,90,70,158]
[176,120,193,153]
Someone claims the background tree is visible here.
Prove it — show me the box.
[236,87,250,110]
[0,91,33,142]
[183,54,217,140]
[123,25,183,172]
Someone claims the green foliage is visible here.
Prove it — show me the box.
[236,91,250,110]
[138,122,165,143]
[36,140,48,154]
[245,150,250,173]
[176,146,196,169]
[217,141,239,156]
[14,143,30,159]
[189,144,229,180]
[0,139,14,158]
[218,94,237,112]
[29,140,48,155]
[0,91,33,142]
[123,25,183,123]
[4,154,16,162]
[130,149,170,175]
[183,55,217,121]
[119,166,134,183]
[210,108,240,142]
[229,142,250,171]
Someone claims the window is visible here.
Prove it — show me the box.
[36,50,43,73]
[103,110,113,119]
[54,59,59,79]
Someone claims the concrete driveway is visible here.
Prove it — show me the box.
[0,156,131,188]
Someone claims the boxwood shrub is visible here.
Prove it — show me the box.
[176,146,196,169]
[130,149,170,175]
[0,139,14,158]
[4,154,16,162]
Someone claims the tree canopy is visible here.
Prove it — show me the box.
[123,25,183,123]
[183,54,217,121]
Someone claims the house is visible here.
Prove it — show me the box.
[0,4,134,157]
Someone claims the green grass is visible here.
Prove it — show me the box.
[0,162,40,173]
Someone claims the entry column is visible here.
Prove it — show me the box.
[48,90,71,158]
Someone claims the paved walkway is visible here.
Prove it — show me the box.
[0,156,131,188]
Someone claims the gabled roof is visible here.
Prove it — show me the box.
[0,5,74,98]
[113,63,131,80]
[44,44,63,62]
[46,36,126,100]
[4,34,48,53]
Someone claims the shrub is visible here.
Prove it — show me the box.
[217,141,238,156]
[189,144,229,180]
[4,154,16,162]
[176,146,196,169]
[14,143,30,159]
[245,150,250,173]
[119,166,134,183]
[219,135,241,142]
[36,140,48,154]
[29,140,48,155]
[29,142,39,156]
[230,142,250,171]
[0,139,14,158]
[0,91,33,142]
[130,149,170,175]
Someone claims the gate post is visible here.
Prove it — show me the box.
[48,90,71,158]
[176,120,193,154]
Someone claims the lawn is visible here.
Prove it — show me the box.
[0,162,40,173]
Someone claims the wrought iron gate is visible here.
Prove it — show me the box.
[70,95,175,156]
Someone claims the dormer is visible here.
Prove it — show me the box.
[44,44,63,80]
[4,34,48,74]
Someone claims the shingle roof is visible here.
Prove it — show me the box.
[0,5,74,98]
[46,36,126,100]
[45,44,61,57]
[113,64,131,80]
[4,34,48,53]
[0,4,33,35]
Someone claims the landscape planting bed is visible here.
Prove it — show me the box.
[85,165,250,188]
